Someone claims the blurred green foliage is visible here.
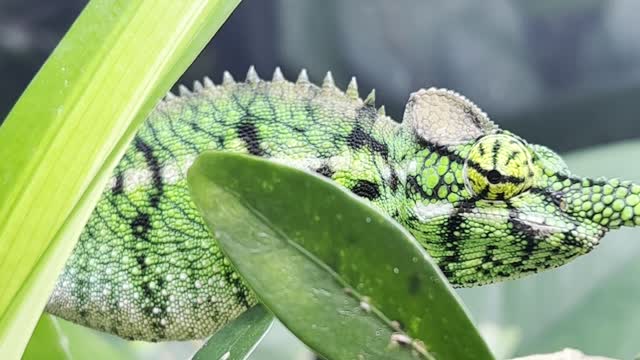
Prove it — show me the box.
[23,315,135,360]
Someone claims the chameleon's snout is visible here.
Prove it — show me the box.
[561,176,640,230]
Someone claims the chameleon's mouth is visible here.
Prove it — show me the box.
[433,205,607,286]
[514,209,605,248]
[462,202,605,250]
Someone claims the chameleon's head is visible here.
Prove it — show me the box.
[400,88,640,286]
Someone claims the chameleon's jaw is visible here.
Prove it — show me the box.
[413,176,640,287]
[407,193,608,287]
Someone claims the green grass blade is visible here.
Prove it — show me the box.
[22,314,135,360]
[193,305,274,360]
[0,0,240,357]
[188,152,494,360]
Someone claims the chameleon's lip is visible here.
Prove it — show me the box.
[458,198,606,248]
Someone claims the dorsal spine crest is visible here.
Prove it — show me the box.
[160,67,387,112]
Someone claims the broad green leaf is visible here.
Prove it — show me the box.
[458,140,640,360]
[188,152,494,360]
[0,0,240,357]
[22,314,134,360]
[193,305,274,360]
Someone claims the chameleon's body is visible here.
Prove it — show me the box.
[46,67,640,342]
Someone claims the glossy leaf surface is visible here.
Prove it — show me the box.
[188,152,494,360]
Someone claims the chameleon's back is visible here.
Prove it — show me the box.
[45,69,397,341]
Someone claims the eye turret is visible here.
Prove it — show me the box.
[463,134,534,200]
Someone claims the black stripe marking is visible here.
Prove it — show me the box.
[388,169,399,192]
[134,137,163,208]
[471,163,524,185]
[136,255,148,273]
[112,172,124,195]
[417,138,466,164]
[505,150,518,165]
[124,141,167,342]
[491,140,501,167]
[351,179,381,200]
[237,120,265,156]
[224,270,252,309]
[346,125,389,159]
[315,164,335,178]
[406,175,429,199]
[508,210,537,256]
[485,244,499,266]
[129,206,167,338]
[553,173,585,185]
[475,186,490,199]
[131,212,151,239]
[530,188,566,209]
[440,201,476,267]
[189,121,225,149]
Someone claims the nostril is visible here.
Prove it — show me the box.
[551,192,567,211]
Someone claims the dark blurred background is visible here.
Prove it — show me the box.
[3,0,640,152]
[3,1,640,359]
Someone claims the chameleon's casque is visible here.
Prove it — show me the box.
[46,67,640,341]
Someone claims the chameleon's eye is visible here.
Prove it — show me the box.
[463,134,534,200]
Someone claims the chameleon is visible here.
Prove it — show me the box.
[46,66,640,342]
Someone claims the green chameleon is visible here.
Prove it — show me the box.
[46,67,640,342]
